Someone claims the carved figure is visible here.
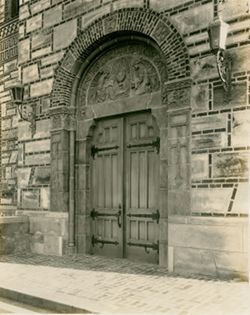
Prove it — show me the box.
[131,61,151,95]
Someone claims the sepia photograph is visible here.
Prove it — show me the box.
[0,0,249,314]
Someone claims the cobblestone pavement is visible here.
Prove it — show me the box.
[0,253,249,314]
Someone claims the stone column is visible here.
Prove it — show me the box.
[50,106,76,253]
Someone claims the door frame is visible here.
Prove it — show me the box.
[49,33,192,267]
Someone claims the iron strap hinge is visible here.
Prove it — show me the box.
[91,144,119,159]
[92,235,119,248]
[127,241,159,254]
[127,137,160,154]
[127,209,160,224]
[91,209,122,227]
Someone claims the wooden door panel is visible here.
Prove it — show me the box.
[125,113,159,264]
[90,112,159,263]
[91,118,123,258]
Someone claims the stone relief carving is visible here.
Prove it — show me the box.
[77,44,163,109]
[87,56,160,105]
[168,88,190,109]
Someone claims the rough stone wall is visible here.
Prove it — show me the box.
[0,18,19,209]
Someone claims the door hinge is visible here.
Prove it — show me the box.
[127,137,160,154]
[91,145,119,159]
[127,209,160,224]
[127,241,159,254]
[92,235,119,248]
[91,209,122,227]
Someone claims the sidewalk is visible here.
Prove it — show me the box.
[0,253,249,314]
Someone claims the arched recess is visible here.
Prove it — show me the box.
[50,8,192,266]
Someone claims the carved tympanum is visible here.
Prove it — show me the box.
[80,45,162,106]
[87,57,160,104]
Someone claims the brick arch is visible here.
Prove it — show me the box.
[51,8,190,108]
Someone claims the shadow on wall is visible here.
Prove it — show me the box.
[170,222,248,281]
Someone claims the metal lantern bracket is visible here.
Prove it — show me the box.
[216,49,232,95]
[10,83,36,137]
[17,103,37,137]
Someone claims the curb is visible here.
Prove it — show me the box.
[0,287,92,313]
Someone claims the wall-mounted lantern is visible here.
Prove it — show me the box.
[208,17,232,95]
[10,83,36,137]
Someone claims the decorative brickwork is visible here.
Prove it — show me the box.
[51,8,190,109]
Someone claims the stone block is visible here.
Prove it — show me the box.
[168,190,190,215]
[232,183,249,215]
[19,24,25,39]
[34,119,51,139]
[32,31,52,50]
[9,151,18,163]
[192,133,227,149]
[150,0,190,11]
[40,66,54,79]
[170,3,213,34]
[25,139,50,153]
[18,39,30,64]
[188,43,210,56]
[185,31,208,46]
[30,79,53,97]
[41,51,64,66]
[17,168,31,188]
[191,55,217,81]
[44,5,62,28]
[25,153,50,166]
[174,247,217,277]
[169,222,245,252]
[213,153,249,178]
[30,0,50,14]
[22,64,39,84]
[232,110,250,147]
[191,84,209,112]
[21,190,40,209]
[18,121,31,141]
[26,14,42,33]
[33,166,50,185]
[19,4,30,20]
[18,144,24,166]
[192,114,227,133]
[219,0,249,20]
[1,118,11,130]
[113,0,144,10]
[191,187,232,214]
[54,19,77,50]
[40,187,50,209]
[5,167,12,179]
[44,233,63,256]
[82,5,110,28]
[64,0,84,20]
[4,59,17,74]
[192,153,209,180]
[231,46,250,73]
[214,83,247,109]
[32,47,52,59]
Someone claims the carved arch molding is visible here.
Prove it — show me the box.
[49,8,192,264]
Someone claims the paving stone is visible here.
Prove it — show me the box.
[0,253,249,314]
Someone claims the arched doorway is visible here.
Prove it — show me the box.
[50,8,192,267]
[75,39,165,264]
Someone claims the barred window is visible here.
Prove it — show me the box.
[5,0,19,22]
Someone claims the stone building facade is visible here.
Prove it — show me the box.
[0,0,249,279]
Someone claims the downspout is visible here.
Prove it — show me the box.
[68,128,75,249]
[67,76,79,251]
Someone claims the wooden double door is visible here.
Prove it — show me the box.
[90,112,160,264]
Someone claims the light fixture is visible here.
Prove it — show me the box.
[10,82,36,137]
[208,17,232,95]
